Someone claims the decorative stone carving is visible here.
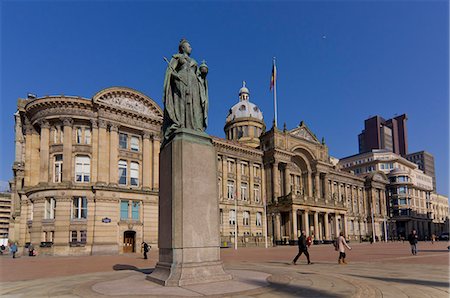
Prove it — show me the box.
[90,119,98,128]
[38,120,50,129]
[100,95,157,118]
[61,118,73,127]
[98,119,108,129]
[290,127,316,142]
[109,123,119,132]
[143,131,152,140]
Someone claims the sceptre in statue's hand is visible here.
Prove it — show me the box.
[163,56,188,86]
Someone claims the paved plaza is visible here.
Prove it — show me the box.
[0,241,449,297]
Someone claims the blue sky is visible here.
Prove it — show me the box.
[1,0,448,195]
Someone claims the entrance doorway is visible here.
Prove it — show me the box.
[123,231,136,253]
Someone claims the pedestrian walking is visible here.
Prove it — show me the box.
[10,242,17,258]
[142,241,150,259]
[431,233,436,244]
[408,230,418,255]
[337,232,351,264]
[292,231,311,265]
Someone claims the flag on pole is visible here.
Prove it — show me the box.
[270,59,277,90]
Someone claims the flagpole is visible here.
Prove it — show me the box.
[272,57,278,128]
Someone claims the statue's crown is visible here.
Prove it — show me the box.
[179,38,189,46]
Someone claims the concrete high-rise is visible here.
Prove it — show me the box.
[405,151,436,191]
[358,114,408,156]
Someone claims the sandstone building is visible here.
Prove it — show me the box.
[338,149,447,238]
[10,84,418,255]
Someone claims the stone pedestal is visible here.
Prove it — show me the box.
[147,129,231,286]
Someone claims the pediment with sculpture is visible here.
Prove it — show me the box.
[288,121,320,144]
[93,87,163,120]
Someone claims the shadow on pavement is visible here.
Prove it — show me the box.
[243,277,345,298]
[350,275,449,288]
[113,264,154,274]
[416,249,450,253]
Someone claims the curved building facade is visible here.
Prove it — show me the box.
[9,84,397,255]
[10,87,163,255]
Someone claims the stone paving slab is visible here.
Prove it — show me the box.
[0,242,448,297]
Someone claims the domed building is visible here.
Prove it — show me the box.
[224,82,265,148]
[9,83,396,256]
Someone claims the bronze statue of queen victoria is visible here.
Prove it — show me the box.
[162,39,208,146]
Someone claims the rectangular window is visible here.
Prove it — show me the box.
[84,128,91,144]
[227,180,235,199]
[241,182,248,201]
[53,127,58,144]
[243,211,250,226]
[119,133,128,149]
[72,197,87,219]
[45,198,56,219]
[227,160,234,173]
[60,129,64,143]
[118,160,127,185]
[130,136,139,151]
[76,127,82,144]
[120,200,129,220]
[54,154,63,183]
[253,165,260,177]
[229,209,236,225]
[71,231,77,242]
[241,162,248,176]
[80,230,87,243]
[75,156,90,182]
[256,212,262,226]
[131,201,139,220]
[254,184,260,203]
[219,209,223,225]
[130,162,139,186]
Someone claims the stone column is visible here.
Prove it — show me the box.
[39,120,50,183]
[307,172,313,197]
[109,123,119,185]
[97,120,109,185]
[90,120,98,183]
[343,214,348,238]
[313,211,319,240]
[335,214,340,237]
[142,132,152,189]
[303,210,309,236]
[62,118,73,182]
[291,208,298,240]
[272,162,280,201]
[284,166,290,196]
[152,137,160,190]
[324,212,330,240]
[314,172,320,198]
[222,156,227,199]
[249,162,254,202]
[274,213,281,240]
[323,175,328,200]
[24,121,33,187]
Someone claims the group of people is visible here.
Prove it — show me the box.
[292,231,352,265]
[291,228,425,266]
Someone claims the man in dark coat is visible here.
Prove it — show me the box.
[292,231,312,265]
[142,242,150,259]
[408,230,418,255]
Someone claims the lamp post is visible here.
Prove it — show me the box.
[263,196,268,248]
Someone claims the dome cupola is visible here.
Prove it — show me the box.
[224,82,265,148]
